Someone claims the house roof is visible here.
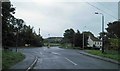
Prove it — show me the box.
[90,35,101,41]
[84,31,101,41]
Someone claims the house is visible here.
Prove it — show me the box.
[87,34,102,48]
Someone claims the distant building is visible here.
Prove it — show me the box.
[87,35,102,48]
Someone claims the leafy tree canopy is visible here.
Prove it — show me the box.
[106,21,120,38]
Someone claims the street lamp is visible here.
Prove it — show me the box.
[95,12,104,53]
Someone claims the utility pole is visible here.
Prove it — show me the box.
[83,32,84,49]
[102,14,104,53]
[14,24,18,52]
[83,26,86,50]
[39,28,40,36]
[48,34,50,48]
[13,31,17,52]
[95,12,104,53]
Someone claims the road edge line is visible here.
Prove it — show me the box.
[26,56,38,71]
[52,52,61,55]
[65,57,77,66]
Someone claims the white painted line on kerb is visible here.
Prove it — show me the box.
[65,57,77,66]
[52,52,61,55]
[26,57,38,71]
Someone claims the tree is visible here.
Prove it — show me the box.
[63,29,89,48]
[2,1,43,48]
[19,25,43,47]
[74,30,82,47]
[106,21,120,38]
[106,21,120,50]
[2,2,16,47]
[98,32,107,39]
[63,28,75,46]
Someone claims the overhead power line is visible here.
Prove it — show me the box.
[96,2,116,14]
[86,2,118,20]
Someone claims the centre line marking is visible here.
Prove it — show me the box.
[52,52,61,55]
[40,52,42,55]
[65,57,77,66]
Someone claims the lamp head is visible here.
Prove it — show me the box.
[95,12,99,14]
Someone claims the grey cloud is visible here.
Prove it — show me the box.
[11,1,118,38]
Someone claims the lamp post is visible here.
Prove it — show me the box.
[48,34,50,48]
[83,26,86,50]
[95,12,104,53]
[83,32,84,50]
[13,32,18,52]
[14,24,18,52]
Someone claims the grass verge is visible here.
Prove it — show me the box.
[86,50,120,61]
[2,50,25,69]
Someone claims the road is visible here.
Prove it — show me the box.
[18,46,119,69]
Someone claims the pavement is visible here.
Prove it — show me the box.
[7,47,120,70]
[10,49,38,71]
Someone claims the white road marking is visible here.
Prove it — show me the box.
[26,57,38,71]
[40,52,42,55]
[38,52,43,64]
[40,52,44,57]
[65,57,77,66]
[51,52,61,55]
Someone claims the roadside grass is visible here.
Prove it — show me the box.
[2,50,25,69]
[0,50,2,69]
[59,44,83,50]
[86,50,120,61]
[59,44,71,48]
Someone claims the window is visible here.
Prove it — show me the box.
[97,42,99,45]
[95,42,96,44]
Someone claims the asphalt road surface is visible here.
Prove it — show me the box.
[18,46,119,69]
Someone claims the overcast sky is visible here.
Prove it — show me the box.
[10,0,118,38]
